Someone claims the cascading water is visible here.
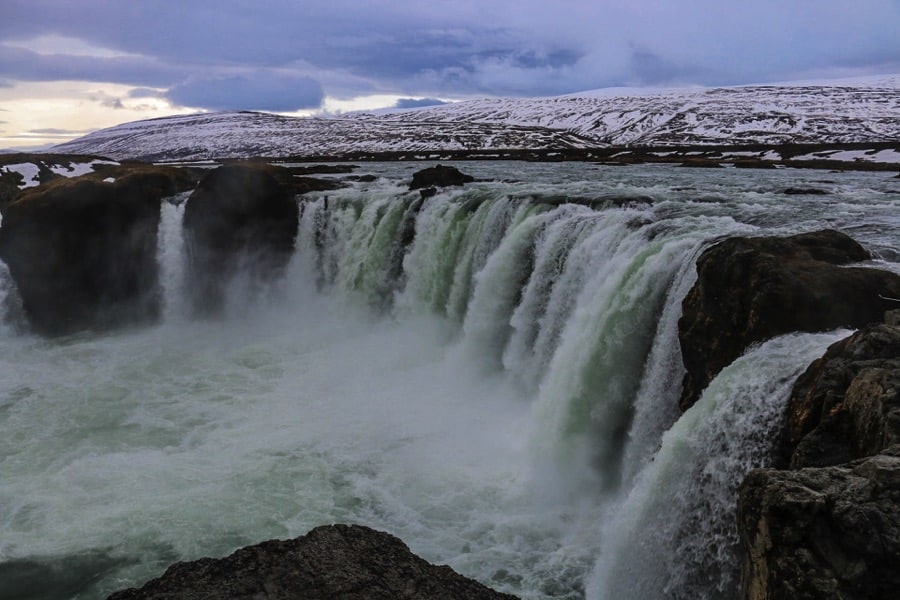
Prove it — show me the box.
[157,193,190,321]
[1,162,899,600]
[587,331,849,599]
[0,258,26,336]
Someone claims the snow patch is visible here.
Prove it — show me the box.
[790,149,900,163]
[3,163,40,188]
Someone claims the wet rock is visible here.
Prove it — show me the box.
[782,323,900,468]
[737,447,900,600]
[409,164,474,190]
[345,174,378,183]
[107,524,516,600]
[678,229,900,410]
[783,187,829,195]
[182,163,299,315]
[0,170,185,335]
[738,319,900,599]
[679,158,724,168]
[732,159,778,169]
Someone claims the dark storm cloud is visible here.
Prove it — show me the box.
[2,0,899,104]
[0,43,183,86]
[166,73,324,112]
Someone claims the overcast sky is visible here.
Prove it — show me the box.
[2,0,899,148]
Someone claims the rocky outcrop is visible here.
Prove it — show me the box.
[108,524,516,600]
[738,447,900,600]
[409,164,474,190]
[0,168,22,212]
[738,321,900,599]
[0,168,192,335]
[782,323,900,469]
[678,229,900,410]
[182,163,299,315]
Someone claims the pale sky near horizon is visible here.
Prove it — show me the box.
[2,0,899,149]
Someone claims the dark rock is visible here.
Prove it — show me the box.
[737,447,900,600]
[783,187,830,195]
[345,174,378,183]
[732,159,778,169]
[182,164,299,315]
[409,164,474,190]
[36,162,62,185]
[0,170,184,336]
[782,323,900,468]
[419,186,437,199]
[283,164,357,175]
[0,172,20,214]
[679,158,724,168]
[107,524,516,600]
[678,230,900,410]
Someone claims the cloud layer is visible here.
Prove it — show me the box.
[2,0,899,112]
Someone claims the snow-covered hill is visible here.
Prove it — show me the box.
[51,112,593,162]
[52,76,900,161]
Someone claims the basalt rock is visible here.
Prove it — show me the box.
[738,447,900,600]
[182,163,299,315]
[737,320,900,598]
[108,524,517,600]
[781,323,900,469]
[678,229,900,410]
[0,170,186,336]
[409,164,474,190]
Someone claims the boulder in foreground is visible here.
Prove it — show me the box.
[108,524,517,600]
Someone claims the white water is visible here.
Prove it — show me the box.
[1,163,899,599]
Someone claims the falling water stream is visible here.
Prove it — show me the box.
[0,162,898,599]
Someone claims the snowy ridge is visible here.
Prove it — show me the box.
[367,78,900,146]
[52,77,900,161]
[51,111,593,162]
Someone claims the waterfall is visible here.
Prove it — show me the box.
[292,179,831,597]
[157,194,189,321]
[587,330,848,599]
[6,163,892,600]
[295,186,763,490]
